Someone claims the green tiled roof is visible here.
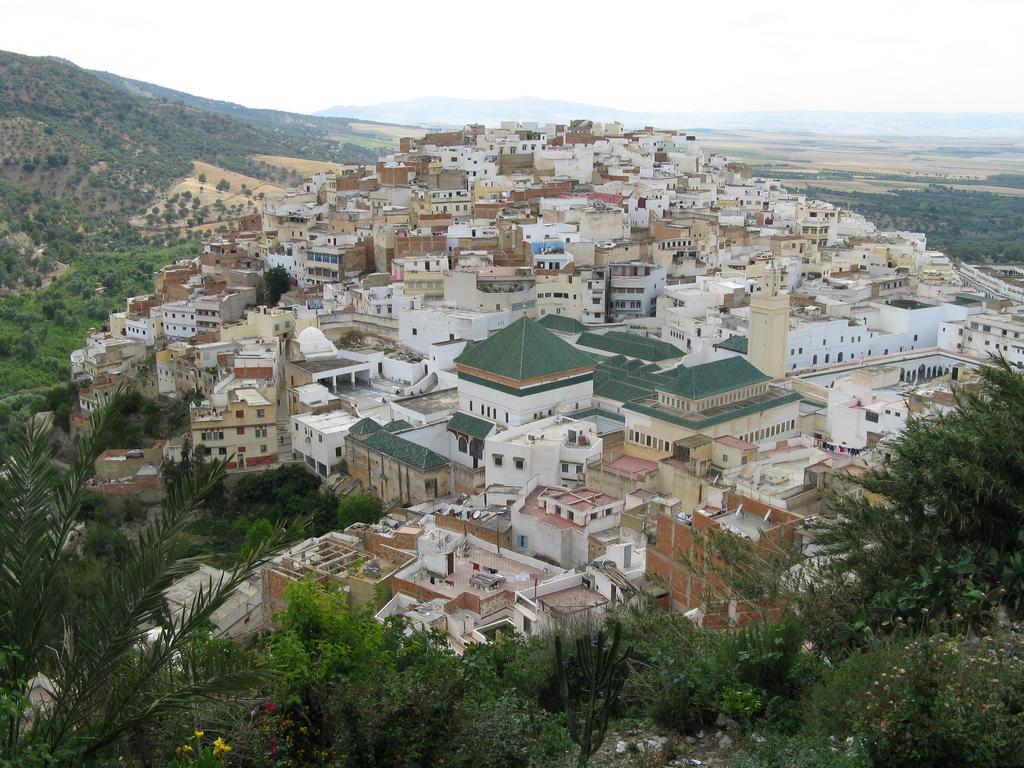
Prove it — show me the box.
[538,314,586,334]
[715,335,749,354]
[447,411,495,439]
[349,417,384,436]
[576,331,683,362]
[362,430,449,471]
[658,357,770,400]
[592,355,672,403]
[594,380,655,403]
[384,419,414,433]
[455,317,595,382]
[624,390,802,430]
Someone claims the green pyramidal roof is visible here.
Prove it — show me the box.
[658,357,771,400]
[455,316,595,382]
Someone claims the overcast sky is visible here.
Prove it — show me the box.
[2,0,1021,115]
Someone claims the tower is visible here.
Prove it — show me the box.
[747,262,789,379]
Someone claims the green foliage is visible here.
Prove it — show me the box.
[81,523,130,563]
[722,615,806,696]
[720,686,762,722]
[858,635,1024,767]
[0,404,295,763]
[730,734,870,768]
[809,359,1024,641]
[806,184,1024,263]
[338,492,383,529]
[555,622,632,768]
[264,265,290,305]
[0,243,186,396]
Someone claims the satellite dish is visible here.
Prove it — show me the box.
[472,510,481,520]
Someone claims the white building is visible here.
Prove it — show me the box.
[398,305,513,357]
[825,367,909,451]
[510,484,624,569]
[484,415,603,488]
[938,310,1024,365]
[290,410,362,478]
[454,317,596,428]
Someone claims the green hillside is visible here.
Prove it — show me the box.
[0,50,378,219]
[0,50,391,397]
[90,68,387,162]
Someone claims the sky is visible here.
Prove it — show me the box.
[1,0,1022,115]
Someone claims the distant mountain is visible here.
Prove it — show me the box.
[317,96,1024,138]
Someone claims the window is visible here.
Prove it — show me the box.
[218,447,227,455]
[237,427,245,435]
[514,457,524,470]
[260,445,268,453]
[493,454,503,467]
[412,328,417,335]
[561,462,569,473]
[865,411,879,423]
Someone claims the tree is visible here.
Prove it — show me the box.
[215,179,230,193]
[197,173,206,183]
[338,493,383,530]
[554,622,631,768]
[263,266,290,306]
[809,358,1024,638]
[0,405,295,763]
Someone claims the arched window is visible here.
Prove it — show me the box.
[457,436,468,453]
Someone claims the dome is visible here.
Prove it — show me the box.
[297,326,337,359]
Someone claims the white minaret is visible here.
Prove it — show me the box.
[747,262,790,379]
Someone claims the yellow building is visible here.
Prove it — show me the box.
[598,356,800,463]
[748,264,790,379]
[220,307,296,343]
[190,387,277,471]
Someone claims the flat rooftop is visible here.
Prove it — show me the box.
[402,543,554,599]
[234,388,271,406]
[393,387,460,415]
[292,410,360,433]
[291,357,368,374]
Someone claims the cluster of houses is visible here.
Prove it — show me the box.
[70,118,1024,646]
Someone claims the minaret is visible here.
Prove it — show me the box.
[748,262,789,379]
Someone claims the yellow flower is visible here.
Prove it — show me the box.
[194,730,205,739]
[212,737,232,757]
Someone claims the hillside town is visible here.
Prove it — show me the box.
[69,118,1021,648]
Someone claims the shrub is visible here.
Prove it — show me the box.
[855,634,1024,768]
[730,734,870,768]
[720,686,762,722]
[723,615,806,696]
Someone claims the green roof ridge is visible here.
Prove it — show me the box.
[362,430,449,471]
[455,316,595,381]
[350,417,384,436]
[658,357,770,400]
[538,314,586,333]
[447,411,496,439]
[715,335,749,354]
[576,330,683,362]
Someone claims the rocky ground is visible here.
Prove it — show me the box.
[584,716,747,768]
